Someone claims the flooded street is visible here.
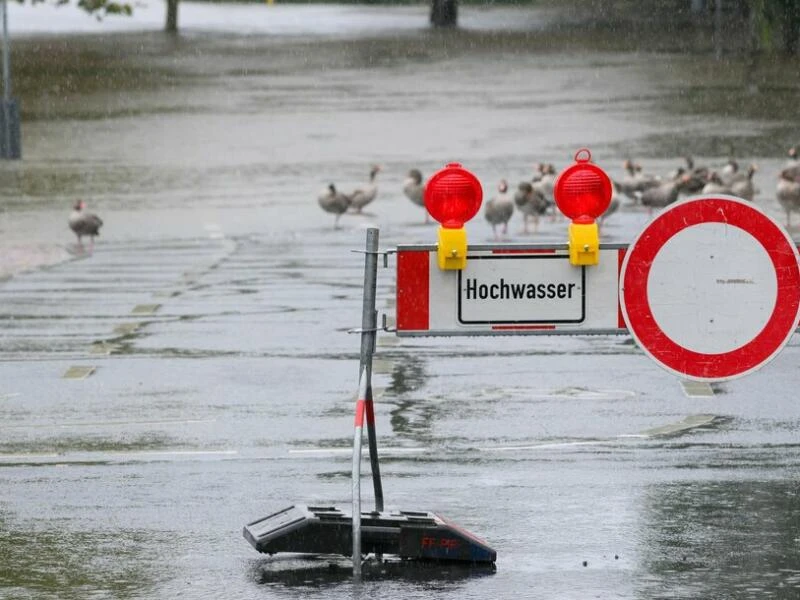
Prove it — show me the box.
[1,3,799,599]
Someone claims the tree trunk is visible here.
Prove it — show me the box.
[781,0,800,55]
[430,0,457,28]
[166,0,179,33]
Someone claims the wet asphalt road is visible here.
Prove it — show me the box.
[1,216,799,599]
[1,4,800,599]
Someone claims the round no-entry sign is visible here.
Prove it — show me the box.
[620,195,800,381]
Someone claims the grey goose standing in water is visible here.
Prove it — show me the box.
[68,200,103,251]
[402,168,428,222]
[777,168,800,228]
[786,146,800,179]
[318,183,351,229]
[514,180,547,234]
[701,171,734,196]
[348,165,381,214]
[485,179,514,239]
[640,172,690,213]
[616,160,661,203]
[599,181,621,227]
[728,164,758,201]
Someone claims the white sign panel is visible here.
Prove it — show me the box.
[458,255,584,324]
[396,245,625,336]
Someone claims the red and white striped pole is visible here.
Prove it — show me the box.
[352,227,383,576]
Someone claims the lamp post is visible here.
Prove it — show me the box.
[1,0,21,159]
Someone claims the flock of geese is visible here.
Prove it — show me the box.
[320,147,800,236]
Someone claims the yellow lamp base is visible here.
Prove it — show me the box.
[437,226,468,270]
[568,221,600,266]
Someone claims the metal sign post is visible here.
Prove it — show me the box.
[351,227,384,576]
[1,0,21,159]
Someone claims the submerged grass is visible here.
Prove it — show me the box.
[0,515,164,599]
[11,34,206,121]
[0,431,176,454]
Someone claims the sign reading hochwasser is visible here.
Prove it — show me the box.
[457,255,585,324]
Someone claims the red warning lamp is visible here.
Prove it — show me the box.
[553,148,612,266]
[554,148,612,220]
[424,163,483,270]
[424,163,483,229]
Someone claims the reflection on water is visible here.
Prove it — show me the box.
[638,480,800,599]
[383,353,440,442]
[248,555,495,589]
[385,353,427,397]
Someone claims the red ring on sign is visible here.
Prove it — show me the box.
[621,196,800,381]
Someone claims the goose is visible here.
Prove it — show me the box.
[680,156,708,194]
[530,162,546,183]
[348,165,381,214]
[786,146,800,179]
[701,171,733,195]
[514,180,547,234]
[777,168,800,228]
[533,163,557,219]
[318,183,351,228]
[402,168,428,222]
[616,160,660,203]
[599,181,621,226]
[640,173,689,213]
[787,146,798,166]
[729,164,758,201]
[720,158,740,186]
[68,200,103,251]
[485,179,514,239]
[615,160,640,201]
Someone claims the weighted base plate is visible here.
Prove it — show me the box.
[244,504,496,564]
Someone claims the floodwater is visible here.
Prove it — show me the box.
[1,3,799,599]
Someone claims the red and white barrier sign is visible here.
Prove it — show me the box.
[396,245,626,336]
[620,195,800,381]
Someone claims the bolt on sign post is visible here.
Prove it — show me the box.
[553,149,612,266]
[424,162,483,271]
